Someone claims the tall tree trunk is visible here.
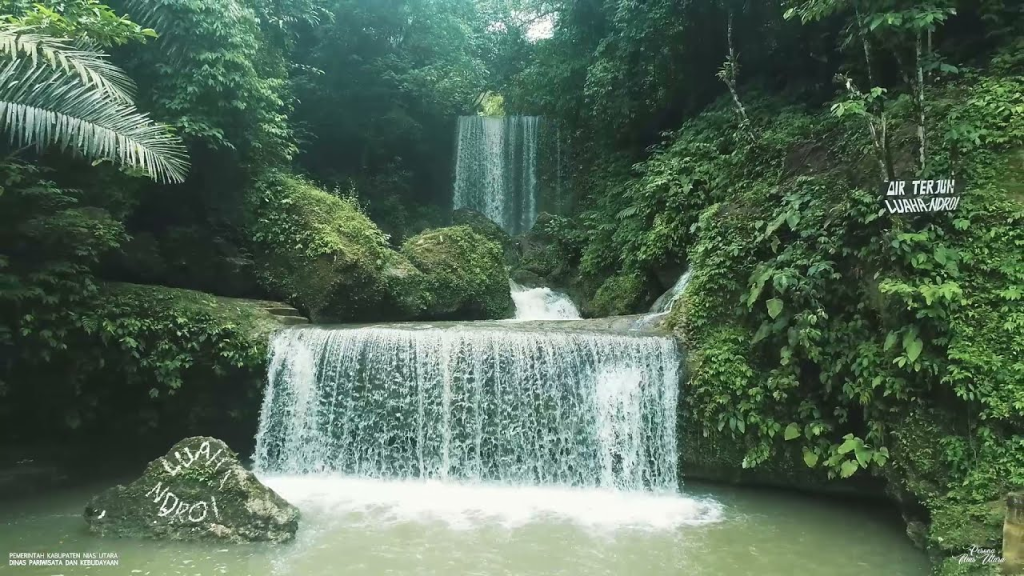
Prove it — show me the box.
[916,30,927,173]
[723,11,751,136]
[854,2,892,179]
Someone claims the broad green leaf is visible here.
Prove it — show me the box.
[767,298,784,319]
[837,436,858,454]
[884,332,897,352]
[854,445,871,467]
[906,338,924,362]
[802,448,819,468]
[784,423,800,441]
[840,459,859,478]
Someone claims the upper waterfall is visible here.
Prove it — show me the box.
[253,324,680,492]
[452,116,540,235]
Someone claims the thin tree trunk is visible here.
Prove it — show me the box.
[854,2,891,179]
[724,12,751,130]
[916,30,926,173]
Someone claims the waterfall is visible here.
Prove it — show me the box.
[253,325,680,493]
[452,116,540,235]
[650,270,693,314]
[509,281,581,320]
[632,270,693,331]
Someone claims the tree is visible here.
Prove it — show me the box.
[785,0,957,175]
[0,23,189,183]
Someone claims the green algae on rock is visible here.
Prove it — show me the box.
[84,437,298,543]
[401,226,514,320]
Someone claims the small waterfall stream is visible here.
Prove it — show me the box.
[452,116,539,235]
[633,270,693,330]
[509,281,580,321]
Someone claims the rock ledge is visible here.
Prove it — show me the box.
[84,436,298,543]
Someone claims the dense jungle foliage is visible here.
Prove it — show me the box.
[0,0,1021,572]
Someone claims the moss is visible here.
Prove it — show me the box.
[933,558,1000,576]
[401,226,513,320]
[929,498,1006,553]
[586,273,653,317]
[85,437,299,543]
[246,172,426,322]
[453,208,520,265]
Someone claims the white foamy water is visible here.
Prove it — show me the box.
[633,270,694,331]
[259,475,724,532]
[510,280,581,320]
[650,269,693,314]
[254,325,680,491]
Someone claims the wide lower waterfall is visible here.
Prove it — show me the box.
[253,325,680,492]
[452,116,539,235]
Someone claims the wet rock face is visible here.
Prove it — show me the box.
[84,437,298,543]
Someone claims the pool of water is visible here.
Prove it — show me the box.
[0,475,928,576]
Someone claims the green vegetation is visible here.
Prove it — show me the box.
[587,274,653,318]
[402,226,514,320]
[499,1,1022,571]
[0,0,1021,571]
[245,171,423,323]
[0,280,278,446]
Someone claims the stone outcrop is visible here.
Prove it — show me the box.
[453,208,520,265]
[401,226,514,320]
[84,437,298,543]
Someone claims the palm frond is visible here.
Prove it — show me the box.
[0,23,135,104]
[0,59,189,183]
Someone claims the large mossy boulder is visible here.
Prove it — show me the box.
[452,208,519,265]
[585,273,656,317]
[401,226,513,320]
[515,212,563,279]
[246,172,426,322]
[84,437,298,543]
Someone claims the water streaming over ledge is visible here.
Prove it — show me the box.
[254,325,681,493]
[632,270,694,331]
[452,116,539,235]
[509,281,581,321]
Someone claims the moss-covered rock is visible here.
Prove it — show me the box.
[246,172,426,322]
[516,212,563,279]
[453,208,520,265]
[401,226,513,320]
[85,437,298,543]
[585,273,655,317]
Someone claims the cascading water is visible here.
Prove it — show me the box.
[509,280,581,320]
[255,325,677,490]
[253,323,723,529]
[250,120,724,536]
[452,116,539,235]
[632,270,693,331]
[651,270,693,315]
